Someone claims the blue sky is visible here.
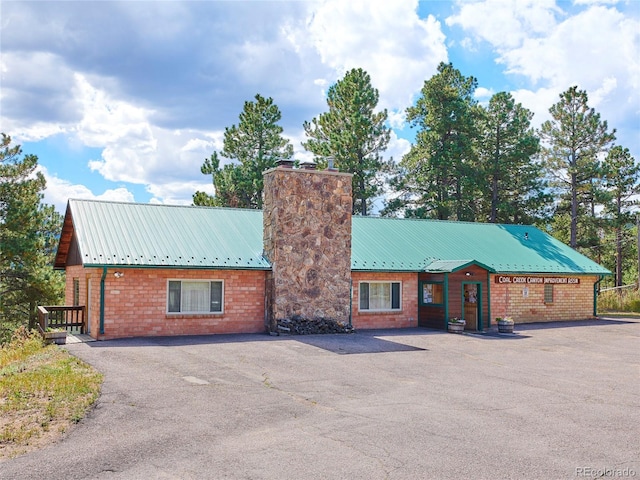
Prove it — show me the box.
[1,0,638,214]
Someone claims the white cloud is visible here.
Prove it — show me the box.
[498,6,638,90]
[290,0,448,112]
[387,110,407,130]
[72,74,228,199]
[474,87,495,100]
[40,166,135,212]
[447,0,561,49]
[384,131,412,164]
[510,87,560,128]
[147,180,214,206]
[0,52,79,141]
[573,0,620,4]
[448,1,639,157]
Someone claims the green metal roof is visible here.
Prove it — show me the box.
[351,216,610,275]
[63,199,270,269]
[57,199,610,276]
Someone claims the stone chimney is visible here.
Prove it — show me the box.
[263,163,352,333]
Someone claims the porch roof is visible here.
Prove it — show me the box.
[422,259,495,273]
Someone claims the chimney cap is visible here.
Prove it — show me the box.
[276,159,295,168]
[299,159,317,170]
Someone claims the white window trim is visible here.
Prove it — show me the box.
[166,279,225,314]
[358,281,402,312]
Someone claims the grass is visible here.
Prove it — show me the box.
[0,327,103,460]
[598,288,640,314]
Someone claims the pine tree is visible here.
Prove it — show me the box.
[194,94,293,209]
[303,68,391,216]
[0,134,64,342]
[540,86,615,248]
[478,92,548,224]
[601,146,640,286]
[390,62,479,220]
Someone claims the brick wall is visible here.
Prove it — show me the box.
[351,272,418,329]
[65,266,266,339]
[490,274,597,323]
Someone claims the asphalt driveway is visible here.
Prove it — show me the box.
[1,318,638,479]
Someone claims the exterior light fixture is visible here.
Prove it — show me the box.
[465,272,472,277]
[114,271,124,278]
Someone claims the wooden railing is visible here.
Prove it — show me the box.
[37,306,86,334]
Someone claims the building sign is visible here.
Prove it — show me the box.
[495,275,580,285]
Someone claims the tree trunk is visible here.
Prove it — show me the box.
[616,226,623,287]
[490,126,500,223]
[570,165,578,249]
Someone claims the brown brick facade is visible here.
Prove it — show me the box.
[351,272,418,329]
[490,274,597,323]
[65,265,266,339]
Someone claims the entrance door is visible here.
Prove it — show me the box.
[463,283,479,330]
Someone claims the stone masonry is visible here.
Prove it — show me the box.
[263,165,353,332]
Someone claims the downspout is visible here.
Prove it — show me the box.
[349,279,353,328]
[593,275,604,317]
[100,267,107,335]
[487,271,492,329]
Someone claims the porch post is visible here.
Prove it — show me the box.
[444,273,449,329]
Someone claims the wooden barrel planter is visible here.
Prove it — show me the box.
[497,318,514,334]
[448,319,466,334]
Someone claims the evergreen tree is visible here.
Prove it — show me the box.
[389,62,479,220]
[0,134,64,342]
[303,68,391,216]
[601,146,640,286]
[540,86,615,248]
[194,94,293,209]
[478,92,548,224]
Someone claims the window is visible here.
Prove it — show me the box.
[73,278,80,306]
[359,282,401,311]
[421,282,444,305]
[168,280,223,313]
[544,284,554,304]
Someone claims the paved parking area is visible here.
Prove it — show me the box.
[1,318,638,479]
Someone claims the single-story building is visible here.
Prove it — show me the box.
[53,162,610,340]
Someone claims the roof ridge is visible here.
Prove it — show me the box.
[353,215,534,229]
[69,198,263,213]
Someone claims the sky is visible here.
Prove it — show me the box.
[1,0,639,215]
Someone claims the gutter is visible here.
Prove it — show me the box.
[349,279,353,328]
[100,266,107,335]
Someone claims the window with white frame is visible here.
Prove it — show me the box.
[167,280,223,313]
[359,281,401,311]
